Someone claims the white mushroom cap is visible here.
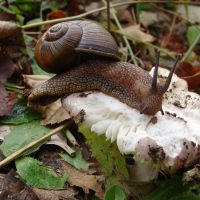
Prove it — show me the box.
[62,68,200,182]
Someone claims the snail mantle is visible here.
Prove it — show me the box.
[61,67,200,182]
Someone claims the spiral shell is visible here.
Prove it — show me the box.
[35,20,120,73]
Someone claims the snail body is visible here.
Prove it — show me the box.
[29,20,179,115]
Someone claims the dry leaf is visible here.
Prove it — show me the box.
[0,84,17,117]
[0,170,38,200]
[176,61,200,90]
[178,5,200,23]
[47,133,75,155]
[23,74,50,88]
[32,187,78,200]
[161,34,187,53]
[47,10,68,20]
[0,125,10,141]
[183,72,200,90]
[41,101,70,125]
[0,47,14,83]
[61,160,104,199]
[0,21,24,46]
[123,24,155,43]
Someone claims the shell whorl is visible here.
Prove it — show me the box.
[35,20,120,73]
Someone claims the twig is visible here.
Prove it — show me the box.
[102,0,138,66]
[0,122,71,169]
[66,130,79,146]
[181,32,200,61]
[22,1,200,30]
[106,0,111,31]
[161,8,177,48]
[115,30,176,59]
[151,3,192,23]
[4,0,9,8]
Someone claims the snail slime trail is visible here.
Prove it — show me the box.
[29,20,180,115]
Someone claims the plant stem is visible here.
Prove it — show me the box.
[106,0,111,31]
[0,122,71,169]
[22,1,200,30]
[115,30,176,59]
[181,32,200,61]
[102,0,138,66]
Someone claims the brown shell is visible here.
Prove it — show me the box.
[35,20,120,73]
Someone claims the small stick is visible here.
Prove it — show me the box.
[106,0,111,31]
[66,129,79,146]
[0,121,72,169]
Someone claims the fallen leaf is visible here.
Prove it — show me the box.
[0,20,24,46]
[47,10,68,20]
[123,24,155,43]
[0,84,17,117]
[0,98,41,125]
[16,157,68,189]
[48,133,75,155]
[161,33,187,53]
[0,120,51,156]
[176,61,199,77]
[23,74,50,88]
[61,160,104,199]
[117,8,134,27]
[40,100,70,125]
[60,149,90,170]
[32,187,78,200]
[0,125,10,141]
[104,185,126,200]
[176,61,200,90]
[0,46,14,83]
[139,11,158,27]
[0,169,38,200]
[183,72,200,90]
[178,5,200,24]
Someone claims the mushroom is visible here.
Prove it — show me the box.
[62,67,200,182]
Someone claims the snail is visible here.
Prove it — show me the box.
[28,20,180,115]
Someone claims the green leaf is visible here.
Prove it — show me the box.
[104,185,126,200]
[16,157,67,189]
[144,176,200,200]
[186,26,200,47]
[0,120,50,156]
[0,98,41,125]
[79,125,128,179]
[60,149,90,170]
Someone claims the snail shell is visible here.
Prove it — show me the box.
[35,20,120,73]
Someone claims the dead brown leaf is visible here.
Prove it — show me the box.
[61,160,104,199]
[123,25,155,43]
[176,61,200,90]
[0,84,17,117]
[0,125,10,141]
[183,72,200,90]
[32,187,78,200]
[0,46,14,83]
[0,170,38,200]
[161,33,187,53]
[0,20,24,46]
[47,10,68,20]
[47,133,75,155]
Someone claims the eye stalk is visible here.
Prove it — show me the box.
[161,55,181,93]
[151,53,181,93]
